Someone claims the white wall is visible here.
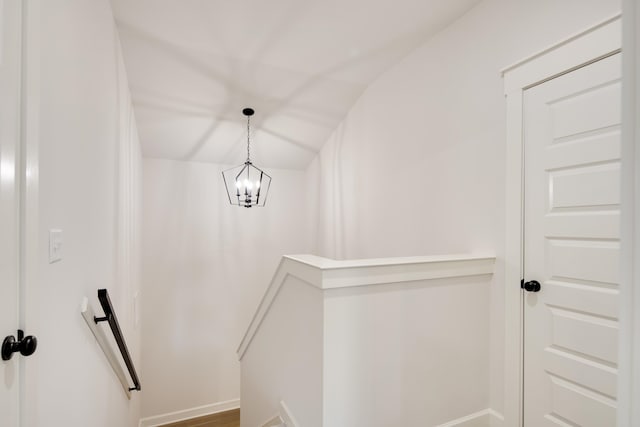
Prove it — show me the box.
[25,0,142,426]
[307,0,620,417]
[241,275,324,427]
[323,275,491,426]
[238,254,494,426]
[141,159,312,419]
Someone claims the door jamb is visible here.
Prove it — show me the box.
[619,1,640,425]
[501,15,621,427]
[18,0,40,425]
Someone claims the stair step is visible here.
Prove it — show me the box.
[158,408,240,427]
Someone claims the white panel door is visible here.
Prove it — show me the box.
[0,1,23,426]
[523,53,621,426]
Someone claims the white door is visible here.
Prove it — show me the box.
[523,52,621,426]
[1,2,28,426]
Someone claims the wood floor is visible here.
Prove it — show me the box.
[159,409,240,427]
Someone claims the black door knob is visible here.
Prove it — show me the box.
[523,280,541,292]
[2,330,37,361]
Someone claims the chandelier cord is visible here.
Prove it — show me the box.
[246,115,251,162]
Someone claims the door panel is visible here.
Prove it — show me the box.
[523,53,621,426]
[550,164,620,209]
[550,82,620,139]
[0,1,23,426]
[548,376,616,427]
[547,240,619,284]
[544,130,620,171]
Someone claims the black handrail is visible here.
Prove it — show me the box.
[94,289,141,392]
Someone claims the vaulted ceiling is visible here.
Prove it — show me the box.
[111,0,480,170]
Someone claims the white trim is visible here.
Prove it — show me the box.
[0,1,4,63]
[19,0,40,424]
[503,82,525,427]
[237,254,495,360]
[488,409,505,427]
[501,14,621,76]
[285,253,495,289]
[434,408,503,427]
[618,0,640,426]
[502,15,621,95]
[138,399,240,427]
[278,400,299,427]
[259,401,299,427]
[260,414,284,427]
[502,17,622,427]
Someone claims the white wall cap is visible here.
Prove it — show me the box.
[238,253,495,360]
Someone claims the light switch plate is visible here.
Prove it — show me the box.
[49,229,63,263]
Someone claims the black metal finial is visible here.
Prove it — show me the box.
[242,108,255,116]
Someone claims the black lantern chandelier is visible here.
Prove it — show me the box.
[222,108,272,208]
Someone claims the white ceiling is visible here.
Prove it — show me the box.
[111,0,480,170]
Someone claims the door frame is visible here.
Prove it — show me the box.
[501,15,622,427]
[18,0,40,425]
[620,1,640,426]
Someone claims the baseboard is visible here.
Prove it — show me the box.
[261,414,284,427]
[278,401,299,427]
[488,409,505,427]
[259,401,299,427]
[435,408,505,427]
[138,399,240,427]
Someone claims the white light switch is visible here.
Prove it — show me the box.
[49,229,63,263]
